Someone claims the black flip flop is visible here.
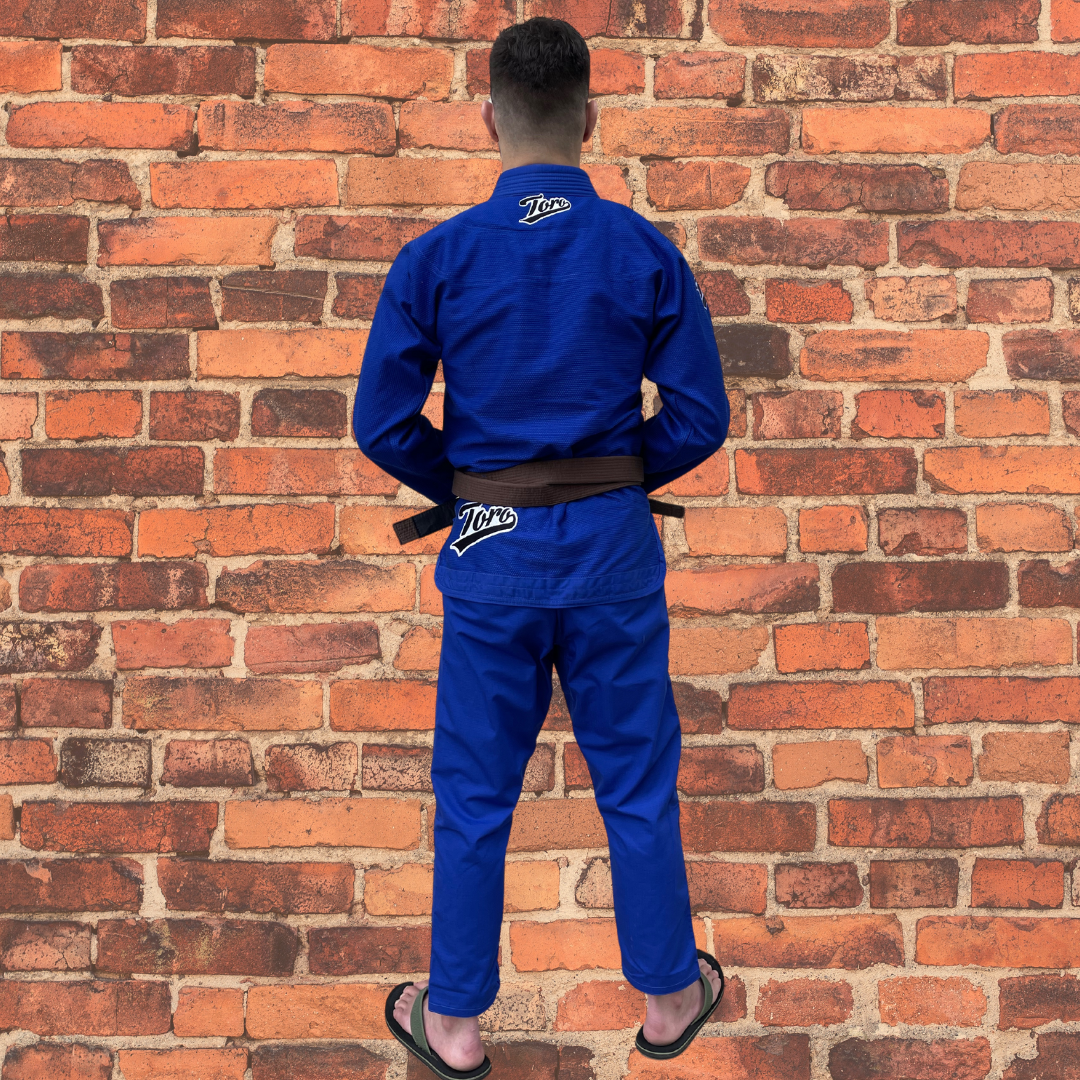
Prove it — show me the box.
[385,983,492,1080]
[634,950,725,1060]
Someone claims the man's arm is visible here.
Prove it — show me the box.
[641,253,730,493]
[352,247,456,506]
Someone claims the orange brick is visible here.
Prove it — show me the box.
[0,795,13,841]
[0,42,62,93]
[956,163,1080,213]
[878,977,987,1026]
[668,626,770,676]
[729,681,914,731]
[654,51,745,99]
[397,101,492,151]
[956,51,1080,98]
[346,157,499,207]
[124,677,321,731]
[876,617,1073,670]
[507,799,608,853]
[44,391,141,440]
[139,504,334,558]
[683,507,787,557]
[330,681,436,732]
[877,735,974,788]
[925,447,1080,494]
[118,1049,247,1080]
[583,163,632,205]
[773,741,868,790]
[363,863,433,916]
[340,506,444,555]
[113,618,235,670]
[150,161,338,209]
[971,858,1065,909]
[509,919,621,972]
[224,797,421,850]
[394,625,440,671]
[246,984,387,1040]
[600,106,789,157]
[98,217,276,267]
[646,161,751,210]
[653,451,729,496]
[7,103,194,149]
[852,389,945,439]
[555,980,644,1030]
[803,330,987,383]
[1055,0,1080,41]
[864,275,958,322]
[213,449,394,496]
[199,100,395,154]
[976,503,1071,552]
[803,107,989,154]
[420,564,442,615]
[504,861,561,913]
[978,730,1071,784]
[197,330,366,379]
[774,623,870,673]
[798,506,868,553]
[755,978,852,1026]
[0,394,37,440]
[264,43,453,98]
[916,915,1080,967]
[955,390,1050,438]
[766,279,853,324]
[967,278,1054,323]
[173,987,245,1037]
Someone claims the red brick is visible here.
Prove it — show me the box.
[715,324,792,377]
[870,859,959,908]
[224,797,421,850]
[0,509,132,559]
[878,508,966,557]
[968,279,1054,325]
[899,220,1080,269]
[653,220,686,249]
[161,740,254,788]
[925,447,1080,494]
[251,1044,393,1080]
[527,0,683,35]
[916,916,1080,968]
[1020,559,1080,608]
[0,0,143,38]
[683,507,787,557]
[713,914,903,969]
[113,619,233,671]
[766,161,949,213]
[140,505,333,560]
[1062,390,1080,434]
[671,683,724,735]
[774,624,869,674]
[199,100,393,155]
[978,731,1071,784]
[307,926,429,976]
[699,217,888,267]
[0,624,103,676]
[877,735,973,788]
[43,390,141,441]
[57,737,148,790]
[148,391,238,442]
[666,563,819,616]
[864,276,957,322]
[71,44,254,96]
[111,277,216,330]
[925,675,1080,725]
[625,1035,806,1079]
[251,390,345,439]
[1038,793,1080,844]
[1,1042,113,1080]
[754,54,947,103]
[295,214,433,261]
[851,390,944,441]
[0,858,141,913]
[798,506,868,554]
[20,563,207,614]
[654,51,744,99]
[362,743,444,793]
[681,801,815,853]
[0,274,102,321]
[957,52,1080,101]
[123,677,320,732]
[0,215,89,263]
[727,388,748,437]
[646,161,750,210]
[332,274,385,320]
[216,561,415,615]
[696,270,750,316]
[752,389,842,438]
[7,103,193,151]
[554,979,644,1030]
[999,974,1080,1029]
[0,43,61,92]
[996,104,1080,155]
[0,796,11,840]
[803,107,988,154]
[214,448,391,495]
[730,681,913,730]
[119,1049,248,1080]
[0,739,57,786]
[737,448,917,495]
[756,978,852,1026]
[173,987,245,1038]
[713,0,888,45]
[832,561,1008,615]
[98,217,276,267]
[775,862,863,907]
[677,746,765,797]
[0,687,13,731]
[0,979,170,1036]
[397,101,490,152]
[266,42,451,98]
[956,390,1050,438]
[601,107,788,157]
[20,802,217,854]
[971,858,1064,910]
[686,863,768,916]
[3,333,189,383]
[830,1038,991,1080]
[879,977,986,1027]
[1005,329,1080,381]
[1056,0,1080,40]
[152,160,337,210]
[805,330,987,383]
[347,157,498,207]
[830,797,1023,848]
[19,680,112,729]
[899,0,1038,44]
[766,280,852,324]
[347,0,513,37]
[221,271,327,324]
[158,0,334,40]
[266,743,358,791]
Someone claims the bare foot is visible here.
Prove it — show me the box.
[641,958,721,1047]
[393,980,485,1072]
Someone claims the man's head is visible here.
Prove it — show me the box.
[481,17,598,168]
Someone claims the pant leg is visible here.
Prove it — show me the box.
[428,595,555,1017]
[555,586,700,996]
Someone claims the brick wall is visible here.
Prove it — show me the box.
[2,0,1080,1077]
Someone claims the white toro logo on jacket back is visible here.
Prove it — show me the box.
[518,193,571,225]
[451,502,519,554]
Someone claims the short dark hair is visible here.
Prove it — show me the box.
[489,17,590,142]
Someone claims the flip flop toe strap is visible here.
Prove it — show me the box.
[411,988,430,1055]
[695,972,714,1022]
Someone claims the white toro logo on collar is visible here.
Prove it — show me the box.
[518,193,571,225]
[450,502,519,555]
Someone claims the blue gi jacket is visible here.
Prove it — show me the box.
[354,163,729,607]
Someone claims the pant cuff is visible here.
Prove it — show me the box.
[623,960,703,997]
[427,982,500,1019]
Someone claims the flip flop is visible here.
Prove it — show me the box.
[634,950,725,1060]
[385,983,492,1080]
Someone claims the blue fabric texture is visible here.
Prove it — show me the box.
[354,163,729,606]
[428,589,701,1017]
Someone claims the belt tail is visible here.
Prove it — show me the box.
[648,499,685,518]
[393,501,457,545]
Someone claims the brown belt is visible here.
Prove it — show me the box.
[393,455,683,546]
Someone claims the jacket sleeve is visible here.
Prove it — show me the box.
[352,245,456,506]
[640,250,729,493]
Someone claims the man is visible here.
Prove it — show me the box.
[355,17,729,1079]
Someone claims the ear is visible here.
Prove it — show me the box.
[583,99,599,145]
[481,100,499,144]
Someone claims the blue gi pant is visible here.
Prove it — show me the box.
[427,586,701,1017]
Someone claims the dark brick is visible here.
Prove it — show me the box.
[677,746,765,796]
[0,920,90,972]
[0,858,142,912]
[681,802,816,853]
[19,679,112,728]
[698,217,889,268]
[157,0,335,41]
[446,1042,599,1080]
[737,448,917,495]
[360,744,432,793]
[110,277,216,329]
[149,390,240,442]
[776,863,862,909]
[870,859,960,908]
[221,270,327,322]
[0,274,103,321]
[0,623,102,674]
[753,54,947,103]
[308,926,429,975]
[714,324,791,379]
[832,798,1023,849]
[20,563,208,613]
[252,1045,392,1080]
[0,332,189,381]
[832,562,1009,614]
[898,0,1039,44]
[765,162,949,213]
[1,1042,113,1080]
[160,740,255,788]
[672,681,724,734]
[60,738,151,788]
[996,105,1080,155]
[1,159,139,209]
[251,389,347,438]
[71,45,256,96]
[295,215,434,261]
[878,508,968,556]
[331,274,385,320]
[831,1038,992,1080]
[0,215,89,263]
[96,917,299,976]
[0,0,146,40]
[999,975,1080,1029]
[215,560,408,614]
[1003,1034,1080,1080]
[1019,559,1080,608]
[695,269,750,316]
[21,447,203,497]
[1004,330,1080,381]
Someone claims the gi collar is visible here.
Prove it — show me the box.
[490,163,599,200]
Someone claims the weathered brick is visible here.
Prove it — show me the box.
[19,562,208,614]
[363,863,434,916]
[199,101,393,155]
[152,161,337,211]
[251,1044,392,1080]
[149,391,240,441]
[852,390,946,440]
[696,271,750,317]
[214,448,390,495]
[0,509,132,558]
[396,101,491,152]
[221,271,327,324]
[958,164,1080,214]
[956,390,1050,438]
[245,984,386,1040]
[113,619,234,670]
[120,1049,249,1080]
[766,280,852,324]
[879,977,986,1027]
[0,215,90,263]
[332,274,385,320]
[348,0,513,37]
[1056,0,1080,41]
[157,0,335,40]
[362,744,437,792]
[832,562,1008,614]
[111,277,215,329]
[201,330,365,380]
[774,624,869,674]
[830,1038,991,1080]
[672,683,724,735]
[646,161,750,210]
[681,801,815,853]
[140,505,333,559]
[248,624,378,677]
[217,561,415,615]
[967,278,1054,327]
[978,731,1071,784]
[507,799,608,853]
[554,979,644,1030]
[0,42,61,94]
[601,107,788,157]
[878,508,967,556]
[730,681,913,730]
[737,448,917,495]
[714,325,791,379]
[224,797,421,850]
[971,858,1064,910]
[1,1042,113,1080]
[899,0,1038,44]
[266,743,358,791]
[999,974,1080,1029]
[394,625,441,672]
[0,624,103,675]
[683,507,787,557]
[870,859,959,908]
[250,390,345,439]
[20,801,218,854]
[877,735,973,788]
[995,104,1080,155]
[308,926,429,976]
[59,738,149,789]
[775,862,863,907]
[266,42,452,98]
[756,978,853,1026]
[161,740,255,788]
[830,797,1023,848]
[676,746,765,797]
[864,276,957,322]
[72,45,255,96]
[713,0,889,46]
[295,215,434,261]
[44,390,141,440]
[1020,559,1080,608]
[7,103,193,151]
[899,220,1080,269]
[916,916,1080,968]
[509,919,621,972]
[925,675,1080,725]
[0,979,171,1036]
[668,626,770,676]
[1004,329,1080,381]
[700,217,888,268]
[654,51,744,99]
[0,275,100,322]
[713,914,903,969]
[1038,793,1080,844]
[798,506,869,554]
[0,858,141,914]
[753,389,842,439]
[804,329,987,383]
[957,51,1080,101]
[765,162,948,213]
[665,563,819,616]
[98,217,276,268]
[754,54,946,103]
[804,107,988,154]
[123,677,321,732]
[173,987,245,1037]
[19,679,111,728]
[925,447,1080,494]
[0,160,139,210]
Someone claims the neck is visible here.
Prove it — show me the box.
[499,145,581,171]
